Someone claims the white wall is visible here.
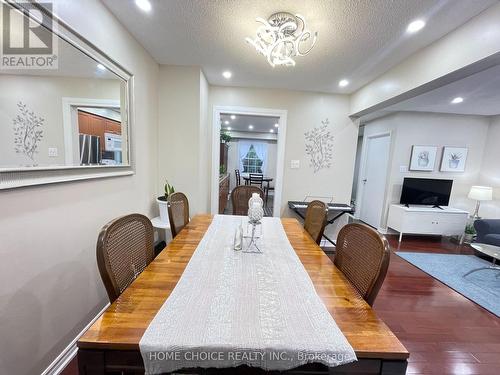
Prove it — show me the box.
[157,65,209,215]
[209,86,358,218]
[0,1,159,374]
[351,2,500,115]
[0,74,121,167]
[479,115,500,218]
[360,112,490,228]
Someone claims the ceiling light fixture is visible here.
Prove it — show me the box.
[224,120,229,125]
[246,12,317,67]
[451,97,464,104]
[135,0,152,12]
[248,125,254,130]
[230,115,236,120]
[227,127,232,130]
[270,129,274,133]
[274,123,279,128]
[338,79,349,87]
[222,71,232,79]
[406,19,425,34]
[97,63,106,71]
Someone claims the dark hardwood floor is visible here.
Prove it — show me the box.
[62,235,499,375]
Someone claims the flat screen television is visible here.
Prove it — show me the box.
[400,178,453,207]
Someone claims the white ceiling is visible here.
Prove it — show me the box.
[385,64,500,116]
[103,0,495,94]
[220,113,279,133]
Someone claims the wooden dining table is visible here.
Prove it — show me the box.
[78,215,408,374]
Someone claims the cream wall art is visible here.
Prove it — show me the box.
[409,145,437,171]
[304,118,334,173]
[440,146,468,172]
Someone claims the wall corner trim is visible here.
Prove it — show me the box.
[40,302,110,375]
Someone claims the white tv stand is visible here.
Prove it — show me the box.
[387,204,469,243]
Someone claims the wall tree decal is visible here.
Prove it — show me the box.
[304,118,334,173]
[12,101,44,166]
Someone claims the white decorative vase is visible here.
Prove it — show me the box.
[248,193,264,223]
[157,196,170,224]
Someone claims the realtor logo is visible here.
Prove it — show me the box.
[1,1,58,69]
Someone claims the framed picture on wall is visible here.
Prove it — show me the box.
[440,146,468,172]
[409,145,438,171]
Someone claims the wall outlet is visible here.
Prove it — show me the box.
[290,160,300,169]
[399,165,408,173]
[48,147,58,157]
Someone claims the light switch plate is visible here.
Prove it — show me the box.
[48,147,58,157]
[399,165,408,173]
[290,160,300,169]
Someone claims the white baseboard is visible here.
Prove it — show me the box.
[41,302,110,375]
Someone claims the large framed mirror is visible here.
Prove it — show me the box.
[0,1,134,189]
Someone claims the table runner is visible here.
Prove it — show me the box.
[140,215,356,374]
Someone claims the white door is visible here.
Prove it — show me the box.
[359,134,391,228]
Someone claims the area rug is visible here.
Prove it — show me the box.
[396,252,500,317]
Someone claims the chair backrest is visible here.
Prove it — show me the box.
[249,173,264,187]
[167,192,190,238]
[334,223,390,306]
[235,169,241,186]
[96,213,154,303]
[231,185,264,215]
[304,200,327,244]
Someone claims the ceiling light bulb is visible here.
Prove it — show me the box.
[230,115,236,120]
[224,120,229,125]
[270,129,274,133]
[407,19,426,33]
[135,0,152,12]
[222,71,232,79]
[248,125,254,130]
[227,127,232,130]
[338,79,349,87]
[97,63,106,71]
[274,123,279,128]
[451,97,464,104]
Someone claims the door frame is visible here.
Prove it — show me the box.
[355,131,393,230]
[211,105,288,217]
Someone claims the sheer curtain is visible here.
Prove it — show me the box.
[238,141,268,175]
[238,141,252,173]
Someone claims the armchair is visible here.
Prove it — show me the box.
[474,219,500,247]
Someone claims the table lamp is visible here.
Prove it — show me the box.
[468,186,493,219]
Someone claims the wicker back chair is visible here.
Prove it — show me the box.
[235,169,241,186]
[334,223,390,306]
[231,185,264,215]
[167,192,190,239]
[303,200,327,245]
[96,214,154,303]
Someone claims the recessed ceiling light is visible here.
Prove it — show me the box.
[135,0,152,12]
[451,97,464,104]
[248,125,254,130]
[227,127,232,130]
[230,115,236,120]
[406,19,425,34]
[270,129,274,133]
[274,123,279,128]
[97,63,106,71]
[222,71,232,79]
[338,79,349,87]
[224,120,229,125]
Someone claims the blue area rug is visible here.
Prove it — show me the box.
[396,252,500,317]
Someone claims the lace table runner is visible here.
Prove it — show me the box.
[140,215,356,374]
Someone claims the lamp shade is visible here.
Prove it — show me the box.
[468,186,493,201]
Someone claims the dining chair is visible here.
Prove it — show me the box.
[334,223,390,306]
[231,185,264,215]
[235,169,241,186]
[249,173,264,188]
[96,213,154,303]
[303,200,327,245]
[167,192,190,239]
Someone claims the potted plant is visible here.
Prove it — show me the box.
[157,180,175,224]
[464,223,476,243]
[220,130,232,144]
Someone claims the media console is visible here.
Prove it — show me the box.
[387,204,469,243]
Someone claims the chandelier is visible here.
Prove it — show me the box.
[245,12,318,67]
